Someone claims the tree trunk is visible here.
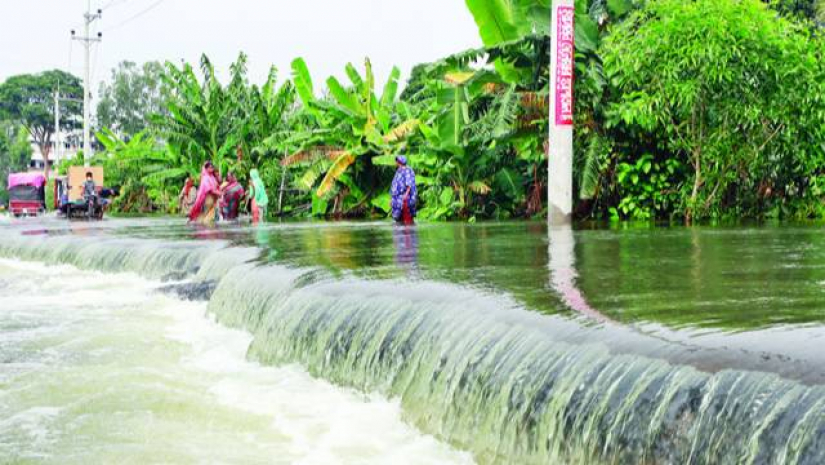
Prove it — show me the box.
[278,163,287,215]
[687,152,701,225]
[33,130,52,180]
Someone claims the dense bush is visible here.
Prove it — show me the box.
[599,0,825,221]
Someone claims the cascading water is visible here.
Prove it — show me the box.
[208,265,825,464]
[1,222,823,464]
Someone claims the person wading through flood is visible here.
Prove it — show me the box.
[188,161,221,225]
[390,155,417,225]
[178,176,197,217]
[220,172,245,221]
[247,169,269,224]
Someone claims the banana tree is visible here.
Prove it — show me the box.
[151,54,249,176]
[95,127,188,212]
[281,57,420,216]
[410,69,528,219]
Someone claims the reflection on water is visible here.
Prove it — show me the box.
[575,226,825,331]
[8,217,825,334]
[547,224,613,324]
[393,225,419,274]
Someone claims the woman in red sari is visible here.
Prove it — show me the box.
[188,161,221,225]
[178,176,197,217]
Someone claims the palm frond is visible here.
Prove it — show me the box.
[491,85,519,138]
[383,119,421,143]
[291,58,315,106]
[580,134,610,200]
[468,180,492,195]
[380,66,401,108]
[298,161,330,190]
[326,76,361,115]
[317,151,356,197]
[345,63,364,89]
[281,146,346,166]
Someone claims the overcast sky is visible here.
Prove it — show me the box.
[0,0,481,98]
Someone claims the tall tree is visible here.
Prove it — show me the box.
[0,122,33,205]
[97,61,168,136]
[603,0,825,221]
[0,70,82,178]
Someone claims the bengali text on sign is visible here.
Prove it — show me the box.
[555,6,575,126]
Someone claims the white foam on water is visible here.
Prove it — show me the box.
[0,258,473,464]
[165,294,474,465]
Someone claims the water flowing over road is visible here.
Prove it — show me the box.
[0,258,470,464]
[1,217,824,464]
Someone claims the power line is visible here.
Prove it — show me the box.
[103,0,166,32]
[99,0,131,10]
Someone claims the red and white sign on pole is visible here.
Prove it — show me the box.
[554,6,575,126]
[548,0,575,224]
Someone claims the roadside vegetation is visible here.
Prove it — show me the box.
[2,0,824,222]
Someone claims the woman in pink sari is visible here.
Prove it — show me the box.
[188,161,221,225]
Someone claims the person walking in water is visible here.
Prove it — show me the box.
[390,155,417,225]
[178,176,197,217]
[188,161,221,225]
[248,169,269,224]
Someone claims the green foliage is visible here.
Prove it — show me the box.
[93,128,187,212]
[0,122,33,205]
[97,61,168,135]
[766,0,824,22]
[612,154,684,220]
[464,0,550,80]
[282,58,419,216]
[83,0,825,223]
[602,0,825,221]
[151,54,249,175]
[0,69,82,177]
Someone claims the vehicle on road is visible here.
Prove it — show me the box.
[7,172,46,217]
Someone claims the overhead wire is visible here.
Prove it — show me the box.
[102,0,166,32]
[99,0,131,11]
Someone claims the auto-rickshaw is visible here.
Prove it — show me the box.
[60,166,110,220]
[7,172,46,217]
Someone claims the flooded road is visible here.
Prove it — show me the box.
[1,217,823,463]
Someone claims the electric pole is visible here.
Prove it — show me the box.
[548,0,575,225]
[71,1,102,167]
[53,85,83,171]
[54,86,60,167]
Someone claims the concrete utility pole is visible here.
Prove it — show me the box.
[548,0,575,225]
[53,85,83,170]
[71,1,102,167]
[54,86,60,167]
